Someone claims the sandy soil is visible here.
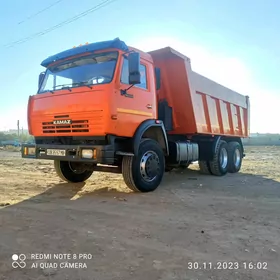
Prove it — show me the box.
[0,146,279,280]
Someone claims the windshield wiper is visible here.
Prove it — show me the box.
[54,82,93,91]
[39,89,54,94]
[44,82,93,93]
[53,84,72,92]
[76,82,92,89]
[61,86,72,92]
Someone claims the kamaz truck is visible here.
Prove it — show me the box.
[22,38,250,192]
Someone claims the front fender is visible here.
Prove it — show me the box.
[133,120,169,156]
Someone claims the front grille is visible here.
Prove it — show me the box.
[54,114,70,119]
[42,120,89,133]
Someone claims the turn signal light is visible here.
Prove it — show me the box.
[24,147,35,155]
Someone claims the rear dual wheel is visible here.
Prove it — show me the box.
[208,140,229,176]
[199,140,242,176]
[198,160,211,174]
[227,141,242,173]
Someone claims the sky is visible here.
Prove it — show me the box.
[0,0,279,133]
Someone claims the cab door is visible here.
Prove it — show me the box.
[115,56,156,137]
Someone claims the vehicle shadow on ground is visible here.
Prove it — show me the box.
[27,181,132,203]
[164,166,280,187]
[1,166,280,210]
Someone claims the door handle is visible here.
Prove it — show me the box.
[146,104,152,109]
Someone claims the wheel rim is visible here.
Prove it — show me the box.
[68,162,86,174]
[140,151,160,182]
[219,147,228,169]
[233,148,241,168]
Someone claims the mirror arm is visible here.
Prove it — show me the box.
[120,84,134,98]
[124,84,134,91]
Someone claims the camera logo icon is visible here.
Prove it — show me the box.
[12,254,26,268]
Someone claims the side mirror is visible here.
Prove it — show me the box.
[38,72,45,89]
[128,52,141,85]
[155,67,161,90]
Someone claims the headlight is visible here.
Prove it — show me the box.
[81,149,93,159]
[27,147,36,155]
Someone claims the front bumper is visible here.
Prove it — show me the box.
[21,144,115,164]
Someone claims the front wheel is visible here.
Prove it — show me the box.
[54,160,94,183]
[122,139,165,192]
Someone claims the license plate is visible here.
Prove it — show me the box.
[46,149,66,156]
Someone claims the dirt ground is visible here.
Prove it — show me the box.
[0,146,279,280]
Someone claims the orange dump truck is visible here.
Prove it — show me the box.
[22,38,250,192]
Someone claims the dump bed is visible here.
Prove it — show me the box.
[149,48,250,137]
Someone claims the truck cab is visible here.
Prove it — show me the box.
[23,38,169,192]
[32,39,158,138]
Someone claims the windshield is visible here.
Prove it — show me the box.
[38,51,119,93]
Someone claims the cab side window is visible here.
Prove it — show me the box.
[121,58,147,89]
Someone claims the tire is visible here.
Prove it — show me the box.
[122,139,165,192]
[198,160,211,174]
[228,141,242,173]
[54,160,94,183]
[209,140,229,176]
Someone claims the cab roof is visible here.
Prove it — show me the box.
[41,38,129,68]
